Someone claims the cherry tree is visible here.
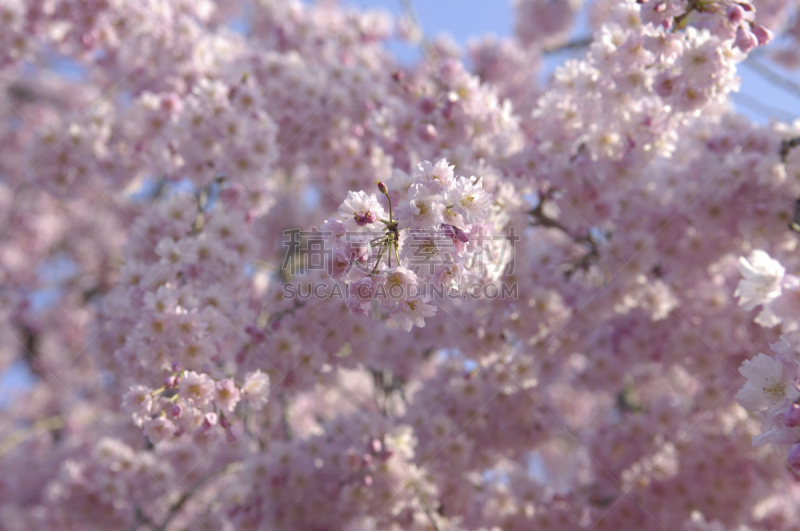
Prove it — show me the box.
[1,0,800,529]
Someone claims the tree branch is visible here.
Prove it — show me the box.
[0,415,65,457]
[152,462,244,531]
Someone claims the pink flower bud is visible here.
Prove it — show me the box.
[442,100,455,120]
[735,26,758,53]
[81,32,95,48]
[245,325,267,344]
[654,2,666,13]
[727,5,744,25]
[363,211,377,224]
[785,404,800,427]
[417,123,438,142]
[376,181,388,195]
[354,213,367,226]
[369,438,382,454]
[170,404,183,418]
[171,361,183,373]
[419,98,436,114]
[752,24,774,46]
[203,412,218,428]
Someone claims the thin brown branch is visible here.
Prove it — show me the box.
[152,462,243,531]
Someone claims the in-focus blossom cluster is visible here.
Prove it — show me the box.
[321,158,506,330]
[734,250,800,469]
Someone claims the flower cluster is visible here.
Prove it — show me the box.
[321,158,503,330]
[4,0,800,529]
[734,250,800,467]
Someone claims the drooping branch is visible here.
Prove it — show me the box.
[151,462,244,531]
[0,415,65,458]
[544,36,592,54]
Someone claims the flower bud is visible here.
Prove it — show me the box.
[203,412,218,428]
[245,325,267,344]
[376,181,388,195]
[170,403,183,418]
[369,438,383,454]
[727,4,744,25]
[419,97,436,114]
[171,361,183,373]
[418,123,438,142]
[363,211,377,224]
[785,403,800,427]
[354,213,367,226]
[752,24,774,46]
[734,26,757,53]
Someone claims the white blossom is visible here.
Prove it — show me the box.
[736,353,799,414]
[734,250,785,311]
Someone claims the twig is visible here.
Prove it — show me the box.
[529,203,571,234]
[544,36,592,54]
[529,201,602,279]
[414,483,442,531]
[0,415,65,457]
[153,462,243,531]
[781,136,800,163]
[281,392,293,441]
